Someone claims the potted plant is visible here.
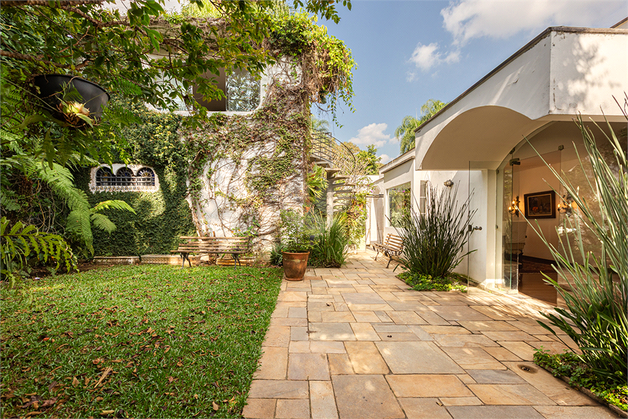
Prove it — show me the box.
[279,209,313,281]
[32,74,110,127]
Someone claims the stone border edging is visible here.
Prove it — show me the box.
[536,365,628,417]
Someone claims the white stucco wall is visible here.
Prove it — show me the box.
[415,28,628,171]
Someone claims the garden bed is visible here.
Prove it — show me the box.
[0,265,282,418]
[534,350,628,416]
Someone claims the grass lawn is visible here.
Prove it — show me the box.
[0,265,283,418]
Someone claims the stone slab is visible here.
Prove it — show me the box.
[388,310,427,325]
[332,375,405,419]
[275,399,310,418]
[309,322,356,341]
[263,326,291,347]
[377,332,421,341]
[468,384,557,405]
[482,330,538,342]
[386,374,474,398]
[421,326,471,334]
[499,341,536,361]
[322,311,356,323]
[271,317,309,327]
[254,347,288,379]
[288,353,330,380]
[289,341,311,353]
[350,322,381,341]
[504,362,599,406]
[329,353,354,375]
[242,399,276,418]
[429,306,492,321]
[447,405,545,419]
[345,341,389,374]
[288,307,308,318]
[291,326,309,341]
[467,369,527,384]
[458,320,519,331]
[343,292,386,305]
[440,397,483,406]
[248,380,309,399]
[310,341,346,353]
[398,398,453,419]
[441,347,506,370]
[310,381,339,419]
[376,341,464,374]
[352,311,381,323]
[433,334,500,348]
[532,406,621,419]
[483,346,522,361]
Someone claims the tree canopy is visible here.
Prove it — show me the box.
[395,99,447,154]
[1,0,354,166]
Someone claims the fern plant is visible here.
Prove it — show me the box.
[0,217,76,283]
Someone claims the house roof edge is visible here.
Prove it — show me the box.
[414,25,628,135]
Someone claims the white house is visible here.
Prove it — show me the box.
[367,19,628,303]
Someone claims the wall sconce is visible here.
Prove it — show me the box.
[508,196,520,217]
[444,179,454,187]
[558,193,575,216]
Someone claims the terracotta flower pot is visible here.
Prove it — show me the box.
[282,251,310,281]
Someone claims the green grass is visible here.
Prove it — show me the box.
[0,265,283,418]
[534,349,628,412]
[398,271,467,292]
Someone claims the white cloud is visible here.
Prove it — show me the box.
[442,0,624,45]
[349,123,393,148]
[378,154,392,164]
[408,0,624,73]
[409,42,460,72]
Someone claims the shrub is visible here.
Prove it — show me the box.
[399,272,467,292]
[529,112,627,387]
[309,213,349,268]
[398,185,476,278]
[269,241,284,266]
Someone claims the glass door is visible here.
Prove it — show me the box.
[502,153,520,292]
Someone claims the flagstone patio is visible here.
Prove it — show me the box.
[243,252,620,419]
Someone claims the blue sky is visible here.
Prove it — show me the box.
[314,0,627,164]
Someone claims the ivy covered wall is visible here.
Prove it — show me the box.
[76,107,196,256]
[76,12,356,258]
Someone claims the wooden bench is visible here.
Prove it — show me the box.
[372,233,404,269]
[171,236,250,268]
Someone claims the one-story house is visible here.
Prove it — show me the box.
[367,18,628,304]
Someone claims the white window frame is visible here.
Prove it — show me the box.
[90,164,160,193]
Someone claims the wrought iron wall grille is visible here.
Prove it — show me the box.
[92,165,158,192]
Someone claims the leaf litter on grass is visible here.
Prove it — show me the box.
[0,265,282,418]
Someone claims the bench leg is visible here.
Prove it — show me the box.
[374,249,379,261]
[386,257,392,269]
[181,252,191,268]
[233,254,240,268]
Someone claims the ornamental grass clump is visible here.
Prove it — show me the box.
[309,212,350,268]
[398,185,476,279]
[529,111,627,388]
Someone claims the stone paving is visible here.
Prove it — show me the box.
[243,252,620,419]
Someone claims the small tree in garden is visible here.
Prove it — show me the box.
[529,109,627,387]
[398,184,475,279]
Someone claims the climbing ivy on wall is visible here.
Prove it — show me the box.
[77,11,356,256]
[185,91,311,244]
[76,103,196,256]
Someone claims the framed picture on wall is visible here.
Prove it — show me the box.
[524,190,556,219]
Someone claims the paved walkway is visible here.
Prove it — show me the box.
[244,252,619,419]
